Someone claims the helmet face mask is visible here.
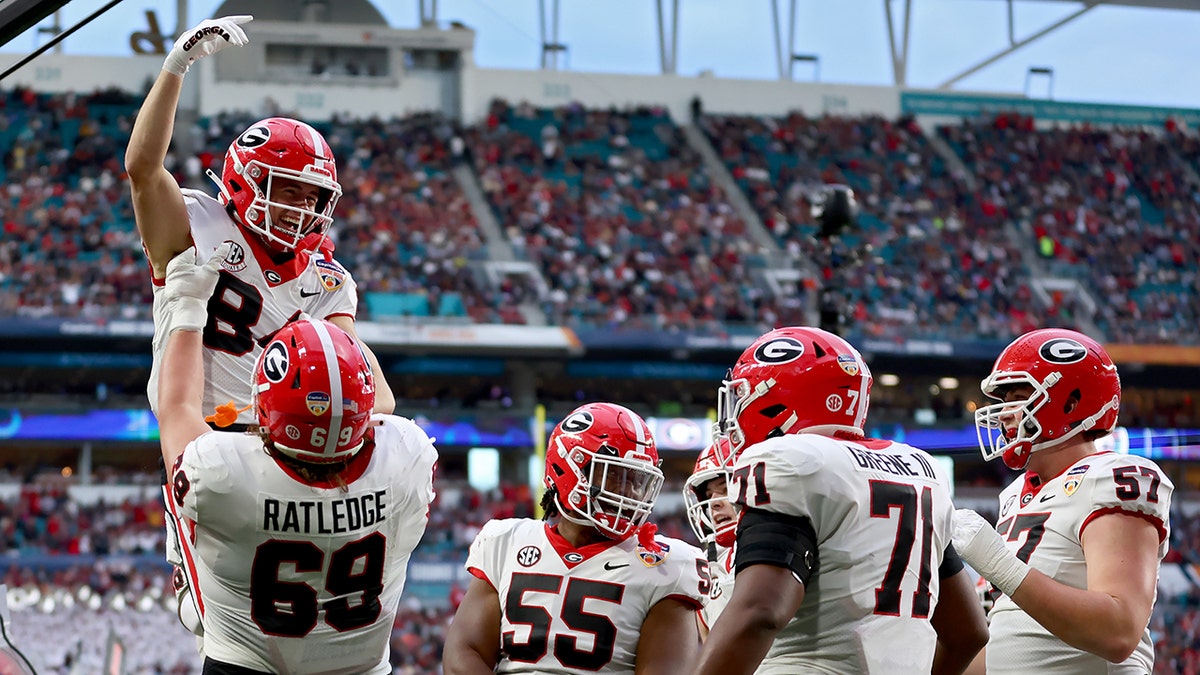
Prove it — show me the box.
[975,329,1120,470]
[544,403,664,540]
[218,118,342,252]
[684,438,736,549]
[253,319,374,464]
[975,372,1050,469]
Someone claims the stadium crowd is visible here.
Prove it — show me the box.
[468,99,781,330]
[938,113,1200,344]
[701,111,1056,341]
[2,87,1198,344]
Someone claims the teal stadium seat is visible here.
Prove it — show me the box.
[365,292,430,318]
[436,293,467,317]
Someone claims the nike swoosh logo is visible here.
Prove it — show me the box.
[603,562,629,571]
[300,289,321,298]
[1039,493,1055,502]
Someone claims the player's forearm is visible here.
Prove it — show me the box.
[693,606,783,675]
[1009,568,1144,663]
[933,640,986,675]
[125,71,184,179]
[440,648,497,675]
[158,330,211,467]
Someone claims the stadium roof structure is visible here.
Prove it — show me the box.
[516,0,1200,90]
[2,0,1196,87]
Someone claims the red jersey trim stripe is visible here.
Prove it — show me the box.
[163,482,206,618]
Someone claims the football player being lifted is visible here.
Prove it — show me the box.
[444,402,708,675]
[125,15,393,638]
[155,246,436,673]
[127,15,393,427]
[683,437,738,638]
[953,328,1172,674]
[695,327,988,675]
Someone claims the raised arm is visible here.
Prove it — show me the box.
[125,16,252,277]
[126,71,189,277]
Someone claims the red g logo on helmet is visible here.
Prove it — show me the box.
[719,327,872,457]
[753,337,805,364]
[236,125,271,148]
[976,329,1120,470]
[1038,338,1088,364]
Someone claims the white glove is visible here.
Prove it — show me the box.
[163,15,252,76]
[952,508,1030,597]
[162,243,232,335]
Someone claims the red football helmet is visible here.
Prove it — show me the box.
[976,328,1120,470]
[253,319,375,464]
[544,403,664,540]
[683,437,737,549]
[718,326,872,457]
[215,117,342,251]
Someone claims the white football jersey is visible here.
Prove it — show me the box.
[729,434,956,674]
[165,415,437,674]
[699,545,734,633]
[148,188,358,425]
[465,518,707,674]
[986,452,1172,675]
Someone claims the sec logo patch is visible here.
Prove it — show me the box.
[517,546,542,567]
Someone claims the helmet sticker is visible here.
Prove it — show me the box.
[752,337,805,364]
[261,342,290,383]
[1038,338,1087,364]
[836,353,860,376]
[236,125,271,148]
[560,410,595,433]
[825,394,843,412]
[284,424,301,441]
[306,392,331,416]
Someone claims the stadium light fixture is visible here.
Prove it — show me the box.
[791,53,820,82]
[938,377,960,390]
[1025,66,1054,99]
[542,43,569,70]
[879,374,901,387]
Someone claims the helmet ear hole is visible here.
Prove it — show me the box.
[1064,389,1082,414]
[760,404,787,419]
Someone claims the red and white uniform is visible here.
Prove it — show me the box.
[732,433,956,674]
[698,545,734,634]
[148,189,358,425]
[986,452,1172,675]
[167,415,437,674]
[466,518,707,674]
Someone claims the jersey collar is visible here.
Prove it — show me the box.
[241,226,311,287]
[543,523,623,569]
[270,432,377,488]
[1022,452,1110,501]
